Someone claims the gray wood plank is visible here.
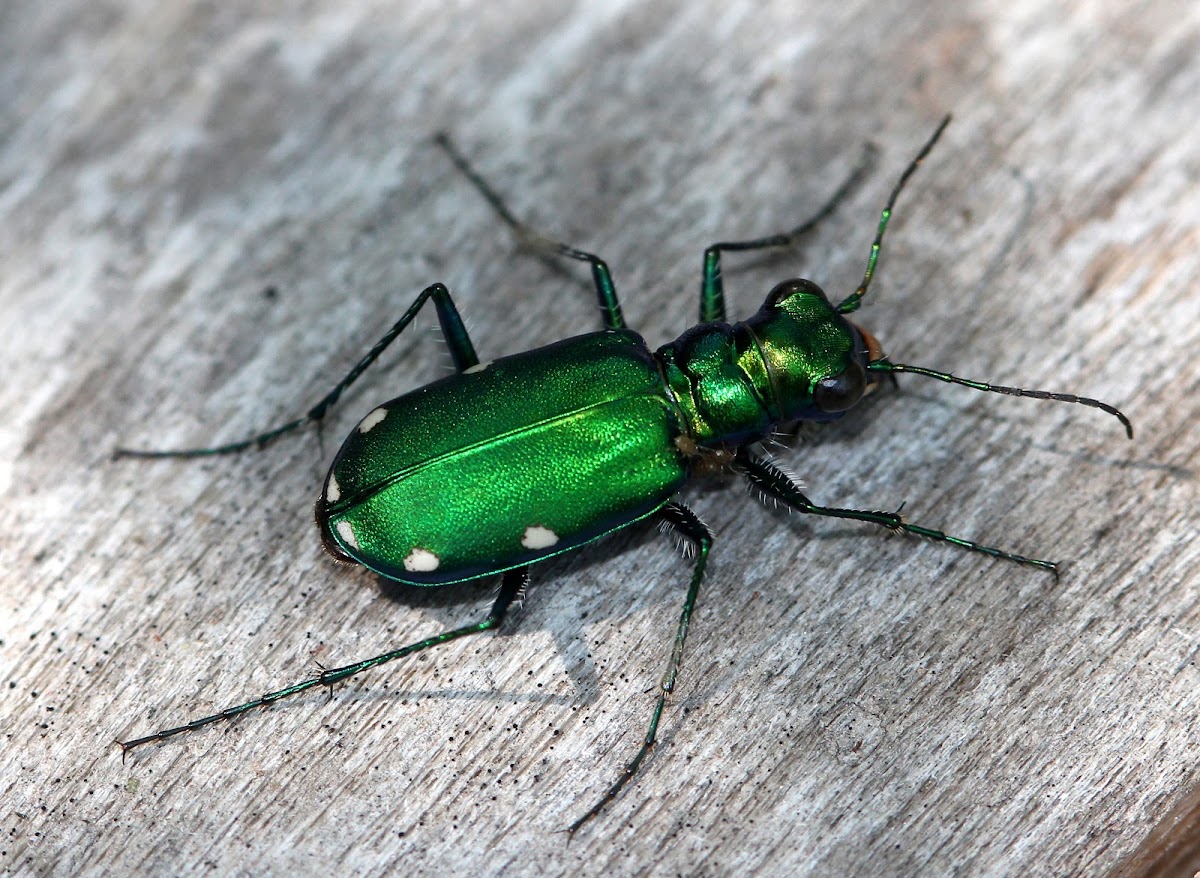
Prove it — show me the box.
[2,1,1197,876]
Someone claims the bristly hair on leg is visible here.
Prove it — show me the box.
[741,445,805,512]
[492,575,528,609]
[657,513,703,559]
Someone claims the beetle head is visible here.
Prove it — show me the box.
[748,278,883,423]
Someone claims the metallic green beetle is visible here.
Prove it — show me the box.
[116,117,1131,830]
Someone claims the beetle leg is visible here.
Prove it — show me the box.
[569,501,713,834]
[735,446,1058,576]
[434,132,626,331]
[117,566,529,753]
[698,140,875,323]
[114,282,477,458]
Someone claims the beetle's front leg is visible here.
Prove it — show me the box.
[735,446,1058,576]
[697,141,875,323]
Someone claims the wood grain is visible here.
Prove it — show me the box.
[2,1,1198,876]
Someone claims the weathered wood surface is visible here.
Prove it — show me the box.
[3,2,1198,876]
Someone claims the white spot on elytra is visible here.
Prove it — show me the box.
[521,525,559,550]
[358,407,388,433]
[325,472,340,502]
[403,548,440,572]
[335,520,359,550]
[464,360,493,374]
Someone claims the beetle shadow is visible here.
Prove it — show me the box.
[360,522,667,711]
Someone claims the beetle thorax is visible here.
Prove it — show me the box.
[656,280,875,452]
[655,322,775,449]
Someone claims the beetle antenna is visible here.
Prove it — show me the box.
[837,114,951,315]
[867,358,1133,438]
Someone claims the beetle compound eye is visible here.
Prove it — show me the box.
[813,361,866,412]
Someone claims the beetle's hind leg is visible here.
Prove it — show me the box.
[117,567,528,752]
[114,282,478,459]
[569,502,713,833]
[435,132,626,332]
